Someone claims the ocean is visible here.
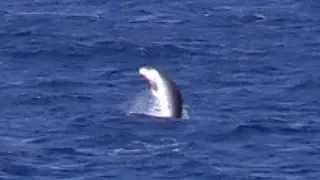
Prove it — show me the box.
[1,0,320,179]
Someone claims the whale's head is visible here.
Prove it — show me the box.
[139,66,163,93]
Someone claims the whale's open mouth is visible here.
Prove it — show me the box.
[140,74,158,91]
[139,67,159,91]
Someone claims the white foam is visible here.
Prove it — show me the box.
[109,138,187,158]
[127,89,189,120]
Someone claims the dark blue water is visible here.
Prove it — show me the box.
[1,0,320,179]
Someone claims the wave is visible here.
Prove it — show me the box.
[109,138,187,158]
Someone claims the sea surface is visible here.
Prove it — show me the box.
[1,0,320,179]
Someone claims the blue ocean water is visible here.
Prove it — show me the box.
[1,0,320,179]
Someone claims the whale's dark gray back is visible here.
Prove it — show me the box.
[158,71,183,118]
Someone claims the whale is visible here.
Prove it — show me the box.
[139,66,183,119]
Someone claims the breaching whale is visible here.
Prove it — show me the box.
[139,66,183,119]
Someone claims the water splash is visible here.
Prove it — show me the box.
[127,89,189,119]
